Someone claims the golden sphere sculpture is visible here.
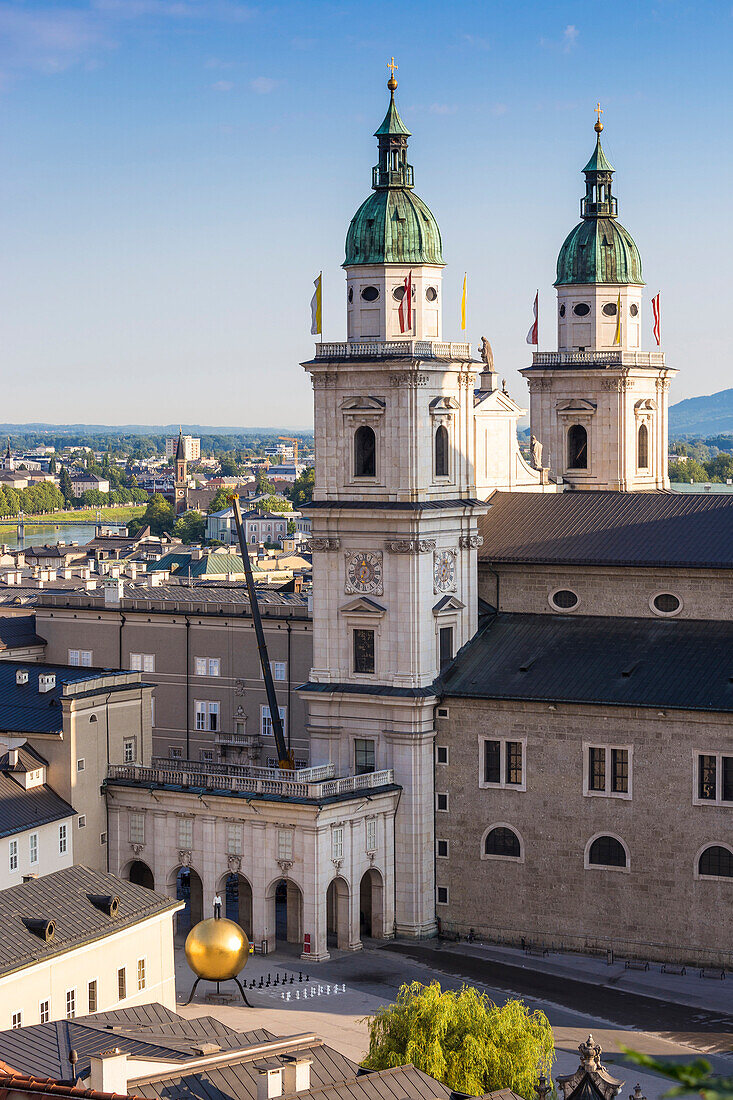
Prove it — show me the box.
[185,917,250,981]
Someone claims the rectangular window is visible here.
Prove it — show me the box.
[227,823,243,855]
[438,626,454,671]
[366,818,377,852]
[278,829,293,861]
[88,979,98,1013]
[200,749,214,763]
[39,1000,49,1024]
[484,740,501,785]
[66,989,76,1019]
[77,758,85,772]
[78,815,86,829]
[137,958,146,991]
[178,817,193,849]
[29,833,38,864]
[506,741,523,786]
[9,839,18,872]
[260,705,286,739]
[271,661,287,681]
[195,657,220,677]
[170,747,183,760]
[123,738,136,764]
[69,649,92,666]
[195,700,219,731]
[481,737,526,790]
[130,653,155,672]
[437,707,449,718]
[118,968,126,1000]
[436,745,449,765]
[353,629,375,674]
[129,813,145,845]
[437,838,449,858]
[354,738,375,775]
[12,1012,22,1030]
[436,792,449,812]
[436,886,449,905]
[695,753,733,805]
[100,832,107,846]
[331,827,343,860]
[59,824,67,854]
[584,744,632,798]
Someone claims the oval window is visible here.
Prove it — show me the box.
[550,589,579,611]
[602,302,617,316]
[573,303,590,316]
[426,286,438,302]
[392,285,405,301]
[361,286,379,302]
[629,303,639,317]
[348,287,353,303]
[652,592,680,615]
[559,304,566,317]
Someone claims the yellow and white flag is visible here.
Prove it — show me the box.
[310,272,322,336]
[613,292,622,345]
[461,273,467,330]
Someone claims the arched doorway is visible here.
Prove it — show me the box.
[267,878,303,949]
[128,859,154,890]
[326,876,350,950]
[360,868,384,939]
[170,866,203,934]
[219,872,253,938]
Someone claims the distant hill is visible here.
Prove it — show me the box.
[669,389,733,437]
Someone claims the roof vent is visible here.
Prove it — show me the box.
[16,669,28,685]
[88,893,120,917]
[38,673,56,693]
[23,917,55,942]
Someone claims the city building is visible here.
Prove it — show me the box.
[69,473,110,497]
[0,866,180,1030]
[205,508,298,548]
[165,435,200,462]
[0,743,76,888]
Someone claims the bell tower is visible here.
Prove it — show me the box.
[522,112,677,491]
[174,429,188,514]
[300,70,485,950]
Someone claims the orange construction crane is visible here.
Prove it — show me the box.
[278,436,299,465]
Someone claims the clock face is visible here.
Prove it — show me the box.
[434,550,456,593]
[346,551,383,594]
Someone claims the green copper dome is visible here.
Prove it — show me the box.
[344,82,443,267]
[555,127,643,286]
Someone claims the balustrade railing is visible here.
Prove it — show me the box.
[108,762,394,799]
[314,340,471,360]
[532,350,666,368]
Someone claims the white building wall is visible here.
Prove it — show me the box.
[0,815,75,891]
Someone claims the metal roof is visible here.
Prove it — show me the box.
[0,866,180,978]
[441,611,733,713]
[0,773,76,838]
[0,663,145,735]
[0,616,45,651]
[478,490,733,569]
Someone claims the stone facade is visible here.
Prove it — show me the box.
[435,697,733,967]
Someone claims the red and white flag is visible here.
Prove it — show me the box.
[398,271,413,333]
[651,293,661,346]
[526,291,538,345]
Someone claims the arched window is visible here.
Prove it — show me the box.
[435,426,449,478]
[637,423,649,469]
[698,845,733,879]
[354,425,376,478]
[588,835,627,868]
[484,826,521,859]
[567,424,588,469]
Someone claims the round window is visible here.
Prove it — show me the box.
[602,302,617,316]
[392,286,405,301]
[629,303,639,317]
[550,589,579,610]
[426,286,438,302]
[652,592,680,615]
[573,303,590,316]
[361,286,379,302]
[348,287,353,303]
[559,304,566,317]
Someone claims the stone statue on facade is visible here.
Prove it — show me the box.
[531,435,543,470]
[478,336,494,370]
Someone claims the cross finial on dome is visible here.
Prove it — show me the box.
[387,56,398,93]
[594,101,603,133]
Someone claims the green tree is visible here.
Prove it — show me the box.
[207,487,235,513]
[255,470,277,495]
[622,1047,733,1100]
[59,466,73,503]
[287,519,296,534]
[669,458,708,482]
[362,982,554,1099]
[129,493,175,537]
[173,511,206,543]
[258,494,292,513]
[290,466,315,508]
[48,457,57,474]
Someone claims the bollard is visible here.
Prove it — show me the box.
[299,972,303,982]
[295,990,300,1000]
[286,991,291,1001]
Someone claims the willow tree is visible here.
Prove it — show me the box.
[362,981,554,1098]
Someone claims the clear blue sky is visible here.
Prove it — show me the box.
[0,0,729,426]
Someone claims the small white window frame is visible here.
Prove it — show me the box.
[478,736,527,792]
[481,822,525,864]
[584,831,630,874]
[582,742,633,800]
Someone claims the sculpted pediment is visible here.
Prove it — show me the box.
[339,596,386,615]
[340,395,386,412]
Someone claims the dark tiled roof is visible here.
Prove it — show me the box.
[0,866,180,978]
[0,615,45,651]
[478,490,733,568]
[0,743,48,772]
[441,612,733,713]
[0,773,75,838]
[0,663,144,735]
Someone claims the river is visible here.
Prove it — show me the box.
[0,522,126,550]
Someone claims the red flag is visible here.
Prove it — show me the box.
[526,291,538,345]
[398,271,412,333]
[651,293,661,346]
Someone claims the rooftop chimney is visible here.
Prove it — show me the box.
[256,1064,283,1100]
[104,578,124,606]
[7,747,18,765]
[38,673,56,693]
[282,1057,312,1094]
[15,670,28,686]
[89,1049,128,1095]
